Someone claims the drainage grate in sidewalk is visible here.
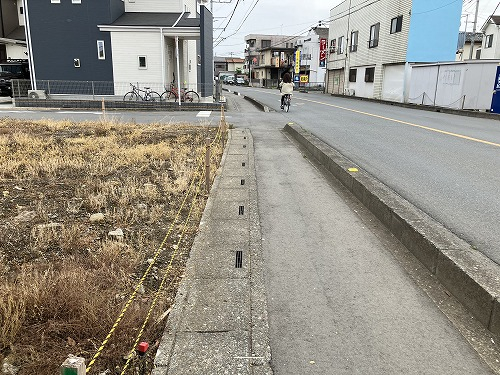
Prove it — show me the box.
[235,250,243,268]
[239,205,245,215]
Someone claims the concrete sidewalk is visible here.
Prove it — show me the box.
[152,128,272,375]
[152,94,499,374]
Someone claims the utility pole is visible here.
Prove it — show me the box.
[469,0,480,60]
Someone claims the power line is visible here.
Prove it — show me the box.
[214,0,261,47]
[214,0,241,44]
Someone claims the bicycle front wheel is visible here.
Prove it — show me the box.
[147,91,161,102]
[161,90,177,102]
[285,99,290,112]
[123,92,139,101]
[183,91,200,103]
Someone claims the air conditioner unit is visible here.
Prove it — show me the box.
[28,90,46,99]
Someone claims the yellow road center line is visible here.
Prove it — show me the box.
[246,88,500,148]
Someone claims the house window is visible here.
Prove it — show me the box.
[51,0,61,3]
[349,69,357,82]
[138,56,147,69]
[97,40,105,60]
[73,58,80,68]
[390,16,403,34]
[72,0,82,3]
[329,39,336,53]
[261,40,271,48]
[485,34,493,48]
[19,6,23,14]
[365,67,375,82]
[337,36,344,55]
[476,49,482,59]
[247,39,255,48]
[350,31,358,52]
[369,23,380,48]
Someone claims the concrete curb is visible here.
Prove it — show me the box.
[242,95,270,113]
[227,90,269,113]
[152,129,272,374]
[284,122,500,336]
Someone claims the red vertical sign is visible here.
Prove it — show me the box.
[319,38,327,67]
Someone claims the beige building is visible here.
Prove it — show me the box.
[245,34,298,87]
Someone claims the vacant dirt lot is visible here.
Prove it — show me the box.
[0,117,223,374]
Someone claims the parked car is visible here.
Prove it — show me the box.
[0,60,30,97]
[236,77,245,85]
[224,76,235,85]
[0,71,13,96]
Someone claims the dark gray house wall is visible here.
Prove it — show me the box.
[200,6,213,97]
[26,0,124,82]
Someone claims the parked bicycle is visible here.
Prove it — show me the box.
[123,83,161,102]
[282,94,291,112]
[160,82,200,103]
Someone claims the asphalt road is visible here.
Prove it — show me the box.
[231,86,500,265]
[225,94,497,374]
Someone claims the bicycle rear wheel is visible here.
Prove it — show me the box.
[285,96,290,112]
[183,91,200,103]
[123,92,139,101]
[148,91,161,102]
[161,90,177,102]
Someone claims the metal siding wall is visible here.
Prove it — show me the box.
[26,0,122,82]
[200,6,213,97]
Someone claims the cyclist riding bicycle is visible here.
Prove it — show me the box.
[279,72,294,110]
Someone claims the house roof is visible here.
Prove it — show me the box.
[109,12,200,28]
[481,15,500,31]
[226,58,244,63]
[490,15,500,25]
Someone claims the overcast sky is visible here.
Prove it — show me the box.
[211,0,500,58]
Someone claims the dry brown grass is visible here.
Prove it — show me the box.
[0,117,223,374]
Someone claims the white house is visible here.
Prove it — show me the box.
[480,15,500,59]
[98,0,204,95]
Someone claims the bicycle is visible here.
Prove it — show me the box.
[123,83,161,102]
[160,82,200,103]
[282,94,291,112]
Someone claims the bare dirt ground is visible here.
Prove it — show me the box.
[0,117,223,374]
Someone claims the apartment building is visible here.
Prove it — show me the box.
[245,34,299,86]
[0,0,27,61]
[23,0,213,96]
[327,0,462,101]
